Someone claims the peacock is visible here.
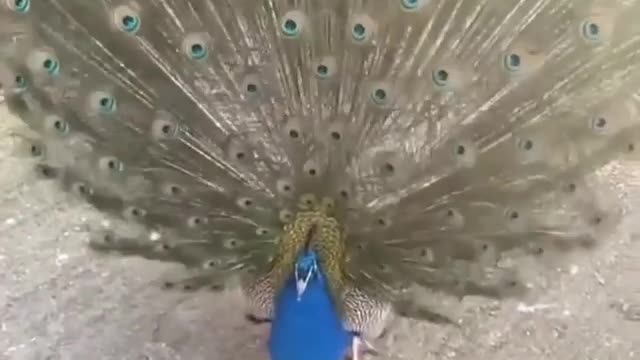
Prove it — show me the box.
[2,0,640,359]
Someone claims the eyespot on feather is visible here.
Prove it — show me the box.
[88,91,117,114]
[98,156,125,173]
[123,206,147,221]
[182,33,211,60]
[26,49,60,77]
[6,0,31,13]
[42,115,69,136]
[161,182,185,197]
[400,0,429,11]
[279,209,294,223]
[71,182,94,197]
[236,197,255,210]
[276,179,294,196]
[348,14,377,44]
[151,112,179,140]
[11,136,45,159]
[368,81,394,107]
[280,10,308,39]
[298,194,317,209]
[255,227,271,236]
[187,216,208,228]
[313,56,337,79]
[113,5,141,34]
[240,72,264,100]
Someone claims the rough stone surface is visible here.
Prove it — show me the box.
[1,105,639,360]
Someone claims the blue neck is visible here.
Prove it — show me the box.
[268,252,353,360]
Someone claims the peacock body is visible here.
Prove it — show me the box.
[2,0,640,359]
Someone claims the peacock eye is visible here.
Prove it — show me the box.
[120,14,141,33]
[316,64,329,77]
[279,209,293,223]
[432,69,449,87]
[182,33,210,60]
[370,88,387,105]
[352,23,367,41]
[280,10,307,38]
[29,143,43,157]
[349,14,376,44]
[98,156,125,173]
[400,0,428,11]
[114,6,141,34]
[99,96,117,113]
[518,139,534,151]
[241,73,262,99]
[14,74,26,88]
[581,20,601,42]
[189,43,207,60]
[11,0,31,13]
[42,57,60,76]
[282,19,299,36]
[46,115,70,135]
[313,56,337,80]
[89,91,118,114]
[277,179,293,194]
[503,53,522,72]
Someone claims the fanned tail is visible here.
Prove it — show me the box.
[2,0,640,327]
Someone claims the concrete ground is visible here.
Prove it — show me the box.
[0,104,639,360]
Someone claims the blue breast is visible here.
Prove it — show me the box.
[268,265,353,360]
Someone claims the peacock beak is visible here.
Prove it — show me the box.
[294,264,316,300]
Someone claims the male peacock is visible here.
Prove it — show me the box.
[2,1,640,359]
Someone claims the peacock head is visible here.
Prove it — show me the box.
[294,249,322,300]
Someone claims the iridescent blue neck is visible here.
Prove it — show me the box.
[268,250,353,360]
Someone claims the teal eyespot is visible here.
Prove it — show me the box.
[99,96,117,113]
[280,11,306,38]
[371,88,388,105]
[120,14,141,34]
[401,0,425,11]
[317,65,328,76]
[581,20,601,42]
[12,0,30,13]
[42,57,60,76]
[99,156,125,172]
[313,57,337,79]
[432,69,449,86]
[182,34,210,60]
[48,116,69,135]
[282,19,300,37]
[14,74,26,88]
[503,53,522,72]
[114,6,141,34]
[53,120,68,134]
[352,23,367,41]
[349,15,376,44]
[189,43,208,60]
